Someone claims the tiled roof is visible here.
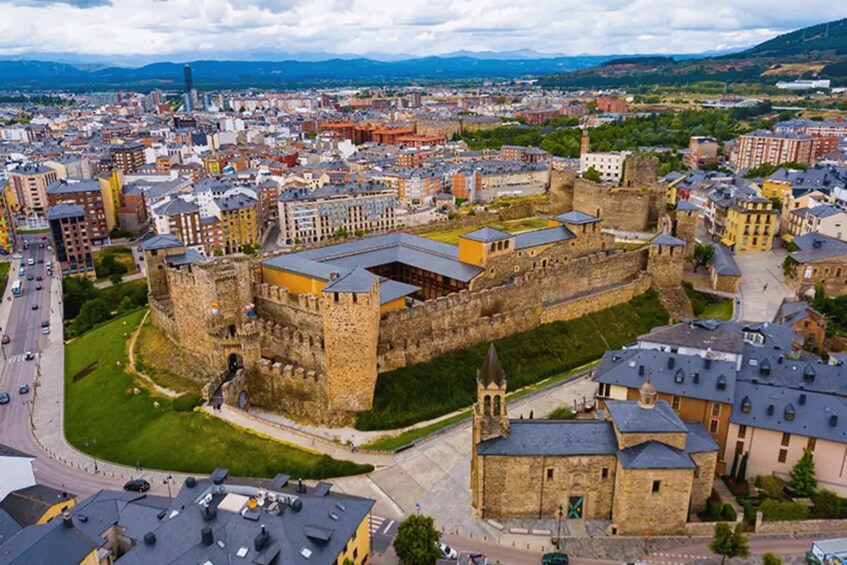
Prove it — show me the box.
[605,399,689,433]
[476,420,618,456]
[617,440,696,469]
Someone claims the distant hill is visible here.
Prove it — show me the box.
[0,54,614,91]
[540,18,847,88]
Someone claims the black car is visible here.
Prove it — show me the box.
[35,284,42,290]
[0,392,9,405]
[36,276,42,281]
[31,303,38,310]
[542,553,569,565]
[37,259,43,263]
[123,479,150,492]
[26,274,33,281]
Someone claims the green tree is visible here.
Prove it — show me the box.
[393,514,441,565]
[709,522,749,565]
[789,448,817,496]
[63,276,98,319]
[583,166,602,183]
[117,295,136,313]
[71,298,112,335]
[213,248,224,257]
[342,559,355,565]
[737,451,749,483]
[692,243,715,272]
[762,552,782,565]
[109,272,124,286]
[241,243,257,255]
[812,282,827,313]
[547,405,575,420]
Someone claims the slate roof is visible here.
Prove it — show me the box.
[605,399,689,433]
[652,234,686,247]
[730,381,847,444]
[164,248,207,267]
[552,211,601,225]
[0,486,75,528]
[676,200,699,211]
[640,320,743,354]
[594,349,736,404]
[618,441,696,469]
[478,344,505,387]
[0,508,21,547]
[157,198,199,216]
[514,226,575,250]
[46,202,84,221]
[684,422,720,453]
[322,265,379,293]
[712,244,742,277]
[141,234,184,251]
[461,227,512,243]
[808,205,843,219]
[45,179,100,195]
[476,420,618,456]
[791,233,847,263]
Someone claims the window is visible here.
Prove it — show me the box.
[601,468,609,480]
[738,425,747,439]
[671,396,681,411]
[712,404,721,417]
[652,480,661,493]
[778,449,788,463]
[781,432,791,447]
[735,440,744,455]
[709,419,719,434]
[598,383,611,397]
[547,469,554,480]
[808,437,817,452]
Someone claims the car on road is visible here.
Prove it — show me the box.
[123,479,150,492]
[1,335,9,344]
[542,553,569,565]
[440,543,458,559]
[35,275,42,281]
[0,392,9,405]
[12,254,21,259]
[24,351,34,360]
[35,284,42,291]
[39,242,45,248]
[26,274,33,281]
[37,258,43,264]
[18,384,29,394]
[27,258,34,266]
[31,303,38,310]
[42,326,50,335]
[0,248,8,256]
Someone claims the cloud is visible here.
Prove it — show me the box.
[0,0,843,60]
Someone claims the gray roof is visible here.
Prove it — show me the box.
[605,399,689,433]
[652,234,686,247]
[165,249,207,267]
[790,233,847,263]
[712,244,742,277]
[730,381,847,444]
[215,193,257,211]
[617,441,696,470]
[640,320,746,354]
[552,211,601,225]
[594,349,736,404]
[322,265,379,293]
[0,509,21,547]
[0,486,76,528]
[685,422,720,453]
[46,202,85,221]
[461,227,512,243]
[676,201,699,211]
[141,234,184,251]
[157,198,199,216]
[476,420,618,456]
[46,179,100,195]
[808,205,843,219]
[514,226,575,250]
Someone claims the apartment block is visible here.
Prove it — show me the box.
[46,179,109,245]
[47,202,94,276]
[731,131,816,170]
[8,164,58,213]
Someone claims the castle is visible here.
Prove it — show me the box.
[471,345,718,534]
[143,205,694,425]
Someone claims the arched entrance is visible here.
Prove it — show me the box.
[237,390,250,410]
[228,353,243,373]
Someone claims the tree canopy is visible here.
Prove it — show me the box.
[393,514,441,565]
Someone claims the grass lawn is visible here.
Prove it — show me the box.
[93,246,139,281]
[701,300,734,320]
[0,262,9,289]
[683,281,734,320]
[134,315,207,395]
[422,217,550,246]
[65,310,372,479]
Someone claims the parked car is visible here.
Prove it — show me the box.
[1,335,9,344]
[0,248,9,256]
[440,542,458,559]
[37,258,43,263]
[18,384,29,394]
[0,392,9,405]
[41,326,50,335]
[123,479,150,492]
[35,275,42,281]
[31,303,38,310]
[27,258,34,266]
[24,351,34,361]
[26,274,33,281]
[542,553,569,565]
[35,284,42,291]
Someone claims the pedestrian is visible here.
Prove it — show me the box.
[763,283,769,291]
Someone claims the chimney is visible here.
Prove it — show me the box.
[704,358,712,370]
[62,512,73,528]
[254,525,270,551]
[330,272,339,280]
[201,526,214,546]
[667,356,675,369]
[144,532,156,546]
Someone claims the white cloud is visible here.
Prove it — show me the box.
[0,0,843,60]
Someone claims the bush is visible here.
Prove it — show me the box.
[547,405,575,420]
[173,394,203,412]
[708,499,723,520]
[760,499,810,521]
[721,504,738,521]
[354,290,668,430]
[811,489,842,519]
[763,553,782,565]
[682,281,709,316]
[742,501,756,525]
[757,474,786,500]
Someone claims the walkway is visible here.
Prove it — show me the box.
[735,248,794,323]
[93,271,145,289]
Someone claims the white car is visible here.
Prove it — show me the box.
[24,351,35,361]
[439,543,458,559]
[27,258,34,266]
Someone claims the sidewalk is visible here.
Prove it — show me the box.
[93,271,145,289]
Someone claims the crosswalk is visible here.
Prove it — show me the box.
[369,514,394,536]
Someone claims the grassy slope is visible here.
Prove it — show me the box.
[65,310,372,478]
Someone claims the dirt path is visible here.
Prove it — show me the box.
[125,310,180,398]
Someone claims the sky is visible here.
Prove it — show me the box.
[0,0,845,63]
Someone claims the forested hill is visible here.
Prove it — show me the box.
[540,18,847,88]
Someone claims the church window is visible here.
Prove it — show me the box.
[547,469,554,480]
[483,395,491,416]
[652,480,661,493]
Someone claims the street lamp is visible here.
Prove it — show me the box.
[164,474,173,498]
[84,440,98,472]
[556,505,563,549]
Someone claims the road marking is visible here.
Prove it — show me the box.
[370,515,386,535]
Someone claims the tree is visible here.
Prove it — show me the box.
[118,295,136,313]
[709,522,749,565]
[71,298,112,335]
[582,166,602,183]
[547,405,575,419]
[762,552,782,565]
[692,243,715,272]
[342,559,355,565]
[812,282,827,313]
[737,451,749,483]
[789,448,817,496]
[109,272,124,286]
[393,514,441,565]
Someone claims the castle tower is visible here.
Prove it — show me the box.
[672,201,699,258]
[647,234,685,288]
[140,234,186,301]
[580,129,590,156]
[471,344,510,514]
[320,267,380,416]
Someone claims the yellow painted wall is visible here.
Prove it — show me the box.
[98,170,123,231]
[36,499,77,525]
[724,205,777,253]
[380,297,407,314]
[4,183,18,210]
[81,549,100,565]
[458,238,484,266]
[334,513,371,565]
[761,179,790,201]
[262,267,325,295]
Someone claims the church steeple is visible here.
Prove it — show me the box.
[471,343,509,515]
[478,343,505,387]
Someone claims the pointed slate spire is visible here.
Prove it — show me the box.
[478,343,505,387]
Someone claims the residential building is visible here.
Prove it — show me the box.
[580,152,629,184]
[452,160,549,203]
[376,169,443,208]
[151,197,204,252]
[213,193,260,254]
[43,155,94,180]
[514,108,560,125]
[721,195,777,253]
[784,205,847,240]
[46,179,109,245]
[111,144,145,173]
[685,137,719,170]
[775,300,827,351]
[47,202,94,277]
[595,96,628,114]
[731,131,816,171]
[786,233,847,297]
[8,164,58,213]
[278,182,396,245]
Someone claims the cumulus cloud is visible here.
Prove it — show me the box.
[0,0,843,60]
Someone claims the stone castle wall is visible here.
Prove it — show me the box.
[378,248,649,371]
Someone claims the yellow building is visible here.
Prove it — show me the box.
[760,177,792,201]
[97,169,124,231]
[215,193,260,254]
[204,155,222,175]
[0,190,13,249]
[722,196,777,253]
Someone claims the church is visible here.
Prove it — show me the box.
[470,345,718,535]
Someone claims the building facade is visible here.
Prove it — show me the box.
[47,202,94,277]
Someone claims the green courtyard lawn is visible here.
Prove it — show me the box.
[65,310,372,479]
[683,281,734,320]
[93,246,139,282]
[355,290,669,431]
[422,217,550,246]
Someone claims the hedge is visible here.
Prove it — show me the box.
[760,499,810,521]
[756,474,786,500]
[355,290,669,431]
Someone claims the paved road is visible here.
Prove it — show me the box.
[0,237,131,499]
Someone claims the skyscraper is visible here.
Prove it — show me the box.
[183,64,194,92]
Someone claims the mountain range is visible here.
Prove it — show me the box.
[540,18,847,88]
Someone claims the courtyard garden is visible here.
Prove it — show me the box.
[93,245,138,282]
[683,281,734,320]
[65,310,373,479]
[421,216,550,246]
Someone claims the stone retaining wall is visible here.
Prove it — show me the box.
[755,511,847,533]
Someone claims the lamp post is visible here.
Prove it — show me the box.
[164,475,173,498]
[556,505,563,549]
[84,440,98,472]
